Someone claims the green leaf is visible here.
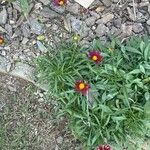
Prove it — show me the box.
[139,65,145,74]
[19,0,29,18]
[144,43,150,61]
[129,69,141,74]
[145,92,150,101]
[144,101,150,118]
[125,46,142,55]
[140,41,145,53]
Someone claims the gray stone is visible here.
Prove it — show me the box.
[101,0,112,7]
[50,3,65,14]
[5,24,13,36]
[70,17,83,32]
[56,136,63,144]
[146,19,150,25]
[11,63,35,81]
[21,23,31,38]
[85,17,97,26]
[113,18,122,28]
[122,24,133,36]
[0,56,7,71]
[95,24,109,37]
[146,25,150,34]
[0,7,7,24]
[96,13,114,24]
[29,19,44,35]
[40,7,60,18]
[39,0,50,5]
[132,23,143,33]
[66,3,80,15]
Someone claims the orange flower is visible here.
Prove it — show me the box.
[74,80,89,96]
[53,0,66,6]
[0,36,4,45]
[87,50,103,64]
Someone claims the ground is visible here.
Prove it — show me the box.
[0,0,150,149]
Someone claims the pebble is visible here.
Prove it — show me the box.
[39,0,50,5]
[56,136,63,144]
[122,24,133,36]
[85,17,97,27]
[0,7,7,24]
[95,24,109,37]
[29,19,44,35]
[96,13,114,24]
[132,23,143,33]
[5,24,13,36]
[70,17,83,32]
[113,18,122,28]
[146,19,150,25]
[66,3,80,15]
[101,0,112,7]
[21,23,31,38]
[40,7,60,18]
[22,37,29,45]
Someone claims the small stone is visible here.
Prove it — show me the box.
[101,0,112,7]
[146,25,150,34]
[95,5,105,13]
[113,18,122,28]
[51,24,59,30]
[21,23,31,38]
[50,2,65,14]
[146,19,150,25]
[122,24,133,36]
[89,11,100,19]
[66,3,80,15]
[85,17,97,26]
[29,19,44,35]
[39,0,50,5]
[132,23,143,33]
[95,24,109,37]
[56,136,63,144]
[1,50,6,56]
[0,7,7,24]
[70,17,83,32]
[22,37,29,45]
[96,13,114,24]
[5,24,13,36]
[40,7,60,18]
[0,56,7,71]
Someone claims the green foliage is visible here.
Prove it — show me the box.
[36,37,150,149]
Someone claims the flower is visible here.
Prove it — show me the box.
[97,144,112,150]
[0,36,4,45]
[73,34,80,41]
[74,80,89,96]
[53,0,66,6]
[87,50,103,64]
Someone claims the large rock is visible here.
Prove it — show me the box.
[85,16,97,27]
[66,3,80,15]
[96,13,114,24]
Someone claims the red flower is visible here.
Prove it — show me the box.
[74,80,89,96]
[53,0,66,6]
[97,145,103,150]
[87,50,103,64]
[97,145,112,150]
[103,145,111,150]
[0,36,4,45]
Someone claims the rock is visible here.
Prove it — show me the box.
[50,2,65,14]
[66,3,80,15]
[146,19,150,25]
[95,5,105,13]
[95,24,109,37]
[39,0,50,5]
[96,13,114,24]
[89,11,100,19]
[5,24,13,36]
[11,63,35,81]
[146,25,150,34]
[21,23,31,38]
[40,7,60,18]
[22,37,29,45]
[132,23,143,33]
[51,24,59,30]
[0,7,7,24]
[56,136,63,144]
[127,7,136,21]
[113,18,122,28]
[0,56,7,71]
[101,0,112,7]
[122,24,133,36]
[29,19,44,35]
[70,17,83,32]
[85,16,97,26]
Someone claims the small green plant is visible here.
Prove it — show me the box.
[36,37,150,149]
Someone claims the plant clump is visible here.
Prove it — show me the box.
[36,37,150,149]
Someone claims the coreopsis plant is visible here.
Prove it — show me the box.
[36,37,150,149]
